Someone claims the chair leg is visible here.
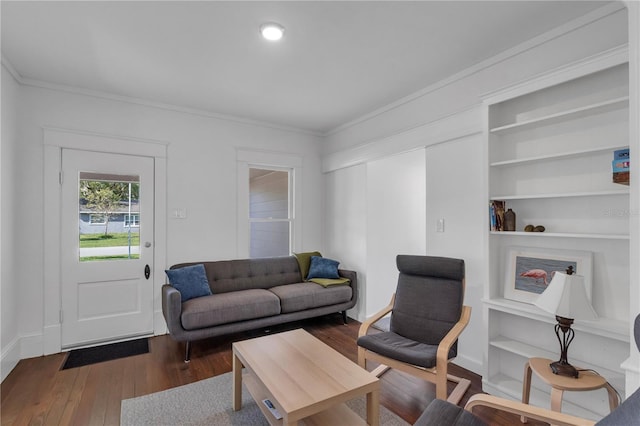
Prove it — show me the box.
[184,341,191,363]
[371,364,391,377]
[358,347,366,369]
[342,310,348,324]
[436,368,448,400]
[446,374,472,405]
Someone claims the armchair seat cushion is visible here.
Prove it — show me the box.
[357,331,455,369]
[414,399,487,426]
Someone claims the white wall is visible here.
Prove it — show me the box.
[322,4,629,375]
[1,65,21,381]
[425,135,486,371]
[366,150,426,316]
[6,82,323,363]
[323,163,367,320]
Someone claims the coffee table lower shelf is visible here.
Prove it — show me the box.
[243,373,367,426]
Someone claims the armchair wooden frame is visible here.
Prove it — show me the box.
[465,393,595,426]
[358,291,473,405]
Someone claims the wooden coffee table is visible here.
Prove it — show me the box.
[232,328,380,425]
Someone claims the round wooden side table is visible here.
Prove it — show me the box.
[521,357,619,424]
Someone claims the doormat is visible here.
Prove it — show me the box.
[61,337,149,370]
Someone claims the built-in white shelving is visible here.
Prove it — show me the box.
[489,231,629,240]
[489,96,628,134]
[483,56,631,418]
[490,144,629,167]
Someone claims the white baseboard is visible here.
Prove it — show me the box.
[454,353,483,377]
[1,337,20,382]
[43,323,61,355]
[20,332,44,359]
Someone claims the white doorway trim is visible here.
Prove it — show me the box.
[43,127,168,355]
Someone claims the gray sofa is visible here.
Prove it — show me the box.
[162,256,358,362]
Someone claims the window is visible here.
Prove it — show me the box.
[249,167,291,258]
[89,214,106,225]
[78,173,140,261]
[124,214,140,227]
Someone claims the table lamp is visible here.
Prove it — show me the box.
[534,266,597,378]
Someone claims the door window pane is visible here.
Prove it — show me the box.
[249,168,291,257]
[78,172,140,261]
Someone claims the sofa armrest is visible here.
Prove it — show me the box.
[338,268,358,303]
[161,284,186,340]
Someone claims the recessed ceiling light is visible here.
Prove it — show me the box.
[260,23,285,41]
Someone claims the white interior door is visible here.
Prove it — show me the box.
[61,149,154,348]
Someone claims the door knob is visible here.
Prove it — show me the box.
[145,241,152,248]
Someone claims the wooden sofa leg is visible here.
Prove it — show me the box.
[184,341,191,363]
[342,311,348,324]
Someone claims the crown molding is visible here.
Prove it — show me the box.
[0,56,322,138]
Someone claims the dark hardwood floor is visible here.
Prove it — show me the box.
[1,315,545,425]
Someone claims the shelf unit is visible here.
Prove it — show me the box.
[483,53,630,420]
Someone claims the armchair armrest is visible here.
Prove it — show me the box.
[465,394,595,426]
[161,284,186,340]
[358,293,396,338]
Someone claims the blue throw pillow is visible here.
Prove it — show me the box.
[306,256,340,280]
[165,264,212,302]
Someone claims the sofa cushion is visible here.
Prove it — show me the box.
[165,264,212,302]
[269,283,352,314]
[307,256,340,280]
[181,289,280,330]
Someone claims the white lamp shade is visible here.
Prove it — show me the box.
[534,272,597,320]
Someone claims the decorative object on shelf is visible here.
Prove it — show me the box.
[612,148,629,186]
[504,246,592,304]
[534,267,597,378]
[503,208,516,231]
[524,224,546,232]
[490,200,505,231]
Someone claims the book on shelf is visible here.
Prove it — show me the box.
[613,148,629,160]
[612,148,630,185]
[612,159,630,172]
[490,200,505,231]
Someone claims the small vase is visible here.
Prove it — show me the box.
[504,208,516,231]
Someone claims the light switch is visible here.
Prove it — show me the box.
[437,218,445,233]
[172,208,187,219]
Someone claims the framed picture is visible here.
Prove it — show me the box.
[504,246,592,304]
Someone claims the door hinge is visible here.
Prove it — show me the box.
[59,171,63,185]
[59,310,63,323]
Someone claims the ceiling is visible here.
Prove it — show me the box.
[1,1,611,135]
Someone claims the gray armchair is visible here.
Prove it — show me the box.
[415,313,640,426]
[357,255,472,404]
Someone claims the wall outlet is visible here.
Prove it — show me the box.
[437,218,445,233]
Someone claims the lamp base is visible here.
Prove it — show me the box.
[550,361,579,378]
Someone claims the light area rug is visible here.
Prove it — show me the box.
[121,371,410,426]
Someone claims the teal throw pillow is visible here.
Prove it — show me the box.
[165,264,212,302]
[306,256,340,280]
